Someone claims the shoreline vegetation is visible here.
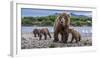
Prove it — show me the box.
[22,14,92,26]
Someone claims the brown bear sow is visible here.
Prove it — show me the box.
[68,28,81,43]
[53,12,70,43]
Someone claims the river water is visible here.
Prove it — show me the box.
[22,26,92,37]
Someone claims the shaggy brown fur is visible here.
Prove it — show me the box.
[53,12,70,43]
[33,29,40,37]
[68,28,81,43]
[33,28,51,40]
[39,28,51,40]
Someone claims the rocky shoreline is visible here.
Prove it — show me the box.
[21,32,92,49]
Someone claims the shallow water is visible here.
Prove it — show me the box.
[21,26,92,37]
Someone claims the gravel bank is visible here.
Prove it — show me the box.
[21,32,92,49]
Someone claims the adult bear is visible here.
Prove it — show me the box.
[33,28,51,40]
[53,12,70,43]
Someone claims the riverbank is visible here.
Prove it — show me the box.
[21,32,92,49]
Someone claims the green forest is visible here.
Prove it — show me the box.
[21,15,92,26]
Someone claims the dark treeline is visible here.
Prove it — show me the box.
[21,15,92,26]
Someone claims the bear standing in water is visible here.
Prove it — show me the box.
[68,28,81,43]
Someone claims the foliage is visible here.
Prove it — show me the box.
[21,15,92,26]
